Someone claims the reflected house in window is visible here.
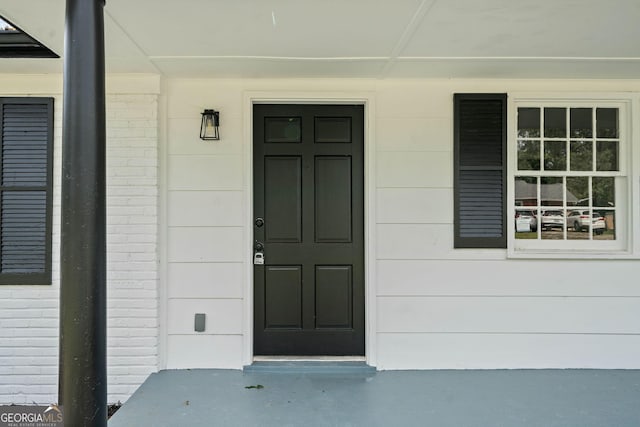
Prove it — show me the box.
[514,178,578,207]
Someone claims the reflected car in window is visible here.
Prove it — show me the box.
[566,210,605,234]
[541,210,564,231]
[515,210,537,232]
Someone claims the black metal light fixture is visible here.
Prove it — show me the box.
[200,109,220,140]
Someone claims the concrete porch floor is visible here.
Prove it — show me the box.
[108,366,640,427]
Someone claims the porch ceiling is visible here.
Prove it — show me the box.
[1,0,640,78]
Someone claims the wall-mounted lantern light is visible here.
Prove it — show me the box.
[200,109,220,140]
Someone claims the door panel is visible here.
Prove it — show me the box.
[315,156,352,243]
[264,156,302,243]
[264,266,302,329]
[314,117,352,143]
[315,266,353,329]
[253,104,364,356]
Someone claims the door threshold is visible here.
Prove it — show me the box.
[245,358,375,375]
[253,355,366,362]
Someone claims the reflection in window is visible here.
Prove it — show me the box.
[596,108,618,138]
[596,141,619,171]
[541,209,565,240]
[514,178,617,241]
[595,210,615,240]
[593,177,615,207]
[544,108,566,138]
[541,177,563,206]
[515,105,620,242]
[515,209,538,239]
[514,177,538,240]
[569,140,592,171]
[544,141,566,171]
[570,108,592,138]
[515,176,538,206]
[566,177,588,205]
[518,108,540,138]
[517,140,540,170]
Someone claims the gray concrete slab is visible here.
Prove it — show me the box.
[109,368,640,427]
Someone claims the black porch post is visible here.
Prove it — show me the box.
[59,0,107,425]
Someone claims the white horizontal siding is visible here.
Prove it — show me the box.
[377,188,453,224]
[166,80,244,120]
[377,224,454,259]
[377,333,640,369]
[372,80,640,370]
[375,84,452,118]
[167,299,243,335]
[376,117,452,152]
[168,191,244,226]
[167,263,243,299]
[161,77,640,373]
[378,296,640,334]
[377,259,640,296]
[167,117,243,155]
[167,227,244,262]
[376,151,452,188]
[166,335,243,369]
[168,155,243,190]
[163,79,250,373]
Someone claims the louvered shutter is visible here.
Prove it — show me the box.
[0,98,53,284]
[454,94,507,248]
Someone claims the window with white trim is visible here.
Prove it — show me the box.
[512,100,629,254]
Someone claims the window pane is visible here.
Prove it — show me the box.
[570,108,592,138]
[544,141,566,170]
[541,209,565,240]
[517,140,540,170]
[265,117,301,143]
[569,140,592,171]
[566,177,588,206]
[515,209,537,238]
[541,177,563,206]
[594,210,615,240]
[512,103,624,249]
[592,177,615,207]
[544,108,566,138]
[518,108,540,138]
[515,176,537,206]
[596,108,618,138]
[515,176,538,240]
[590,210,608,239]
[566,209,590,240]
[596,141,619,171]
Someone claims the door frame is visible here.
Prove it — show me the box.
[242,91,377,366]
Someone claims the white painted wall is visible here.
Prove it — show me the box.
[0,75,160,404]
[3,75,640,405]
[163,79,246,369]
[163,78,640,371]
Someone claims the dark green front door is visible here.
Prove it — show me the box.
[253,104,364,356]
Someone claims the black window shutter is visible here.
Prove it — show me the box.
[0,98,53,284]
[454,94,507,248]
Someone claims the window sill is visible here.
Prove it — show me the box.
[508,248,639,260]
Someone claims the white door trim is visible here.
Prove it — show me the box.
[242,91,377,366]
